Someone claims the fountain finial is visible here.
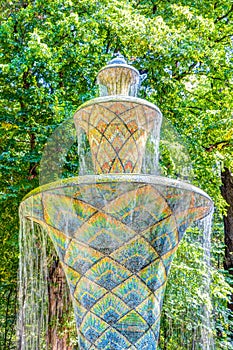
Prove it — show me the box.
[107,53,127,65]
[97,54,140,97]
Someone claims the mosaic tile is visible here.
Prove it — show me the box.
[47,227,70,258]
[154,285,166,308]
[61,262,81,295]
[136,294,160,326]
[95,327,131,349]
[23,178,212,350]
[104,101,131,114]
[74,212,136,254]
[104,119,131,144]
[73,185,109,209]
[80,312,109,343]
[151,319,161,341]
[45,186,78,198]
[134,329,157,350]
[43,193,83,235]
[111,237,158,273]
[112,275,151,308]
[143,106,160,122]
[105,185,171,231]
[193,195,212,211]
[155,186,191,214]
[161,247,177,275]
[74,182,137,209]
[97,182,137,202]
[142,215,178,256]
[74,101,159,174]
[127,118,139,134]
[73,298,87,327]
[114,310,149,343]
[20,194,43,220]
[85,257,131,290]
[79,331,92,350]
[96,118,108,133]
[91,293,130,324]
[91,103,117,126]
[175,207,209,240]
[64,240,103,274]
[138,259,166,292]
[72,199,97,221]
[112,160,129,175]
[74,277,107,310]
[123,105,146,127]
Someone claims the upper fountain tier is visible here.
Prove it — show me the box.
[97,55,141,97]
[74,57,162,174]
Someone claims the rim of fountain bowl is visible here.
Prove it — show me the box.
[21,174,213,213]
[73,95,162,116]
[97,63,140,75]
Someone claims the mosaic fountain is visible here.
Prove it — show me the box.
[19,57,213,349]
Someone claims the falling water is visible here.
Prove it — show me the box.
[159,210,215,350]
[198,209,215,350]
[18,215,49,350]
[18,206,77,350]
[141,132,160,175]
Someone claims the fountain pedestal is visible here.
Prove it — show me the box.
[20,175,212,349]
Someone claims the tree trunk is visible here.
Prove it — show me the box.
[47,257,74,350]
[221,167,233,311]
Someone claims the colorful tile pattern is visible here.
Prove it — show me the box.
[114,310,149,342]
[85,257,131,290]
[95,328,131,349]
[74,101,160,174]
[91,293,130,324]
[22,179,212,349]
[111,237,158,273]
[112,275,151,308]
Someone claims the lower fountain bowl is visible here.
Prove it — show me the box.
[20,174,213,349]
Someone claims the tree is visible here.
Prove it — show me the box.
[221,168,233,311]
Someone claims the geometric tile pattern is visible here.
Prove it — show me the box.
[112,275,151,308]
[74,100,161,174]
[21,179,212,349]
[85,257,131,290]
[91,293,130,324]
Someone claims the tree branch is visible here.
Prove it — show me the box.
[204,140,230,152]
[173,62,199,81]
[214,4,233,23]
[214,33,233,43]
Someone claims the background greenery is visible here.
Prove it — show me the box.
[0,0,233,348]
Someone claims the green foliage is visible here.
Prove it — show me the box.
[0,0,233,348]
[159,227,233,349]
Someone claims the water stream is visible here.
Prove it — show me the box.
[18,217,49,350]
[198,210,215,350]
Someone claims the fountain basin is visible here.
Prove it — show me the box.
[73,96,162,174]
[20,174,213,350]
